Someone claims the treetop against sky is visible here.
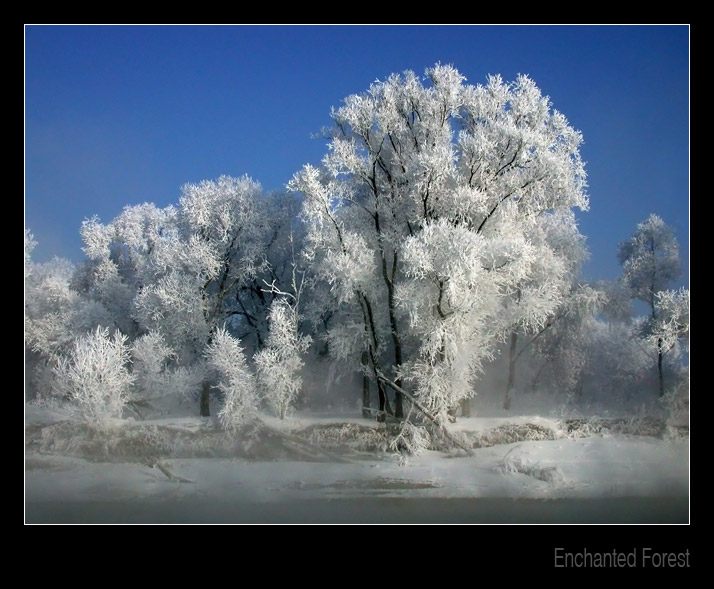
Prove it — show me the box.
[24,25,689,289]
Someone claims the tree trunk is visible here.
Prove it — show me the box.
[383,251,403,418]
[378,381,392,419]
[358,292,392,421]
[657,337,664,397]
[461,398,471,418]
[504,331,518,410]
[388,301,404,418]
[393,380,404,418]
[361,351,371,418]
[200,381,211,417]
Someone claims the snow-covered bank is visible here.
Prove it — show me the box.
[25,436,689,502]
[25,409,689,523]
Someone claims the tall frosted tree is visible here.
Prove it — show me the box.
[291,64,588,423]
[618,214,682,396]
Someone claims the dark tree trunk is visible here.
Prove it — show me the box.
[200,381,211,417]
[358,292,392,421]
[378,381,392,418]
[651,296,665,397]
[504,331,518,410]
[393,381,404,418]
[361,351,371,418]
[382,250,403,418]
[387,292,404,418]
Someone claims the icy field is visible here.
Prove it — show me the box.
[25,407,689,524]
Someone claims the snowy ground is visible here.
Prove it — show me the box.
[25,406,689,524]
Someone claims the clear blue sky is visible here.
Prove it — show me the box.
[24,25,689,289]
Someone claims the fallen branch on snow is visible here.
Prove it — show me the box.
[376,371,473,456]
[153,461,195,483]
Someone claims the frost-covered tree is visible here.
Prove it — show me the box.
[129,330,205,413]
[233,191,305,350]
[576,316,653,407]
[52,326,134,429]
[75,176,294,416]
[652,287,690,417]
[498,210,591,409]
[255,266,312,419]
[24,235,115,397]
[648,287,690,394]
[204,326,257,432]
[397,219,517,420]
[618,214,683,395]
[650,288,689,353]
[256,299,311,419]
[291,64,588,424]
[25,256,81,362]
[618,214,681,306]
[524,284,607,399]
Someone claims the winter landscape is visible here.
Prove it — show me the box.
[25,26,689,525]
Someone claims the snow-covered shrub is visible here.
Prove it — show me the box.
[52,326,134,429]
[298,422,390,452]
[255,298,311,419]
[204,326,258,432]
[497,451,565,484]
[466,423,556,448]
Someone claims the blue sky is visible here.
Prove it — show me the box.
[25,25,689,289]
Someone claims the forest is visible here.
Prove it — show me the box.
[25,65,689,519]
